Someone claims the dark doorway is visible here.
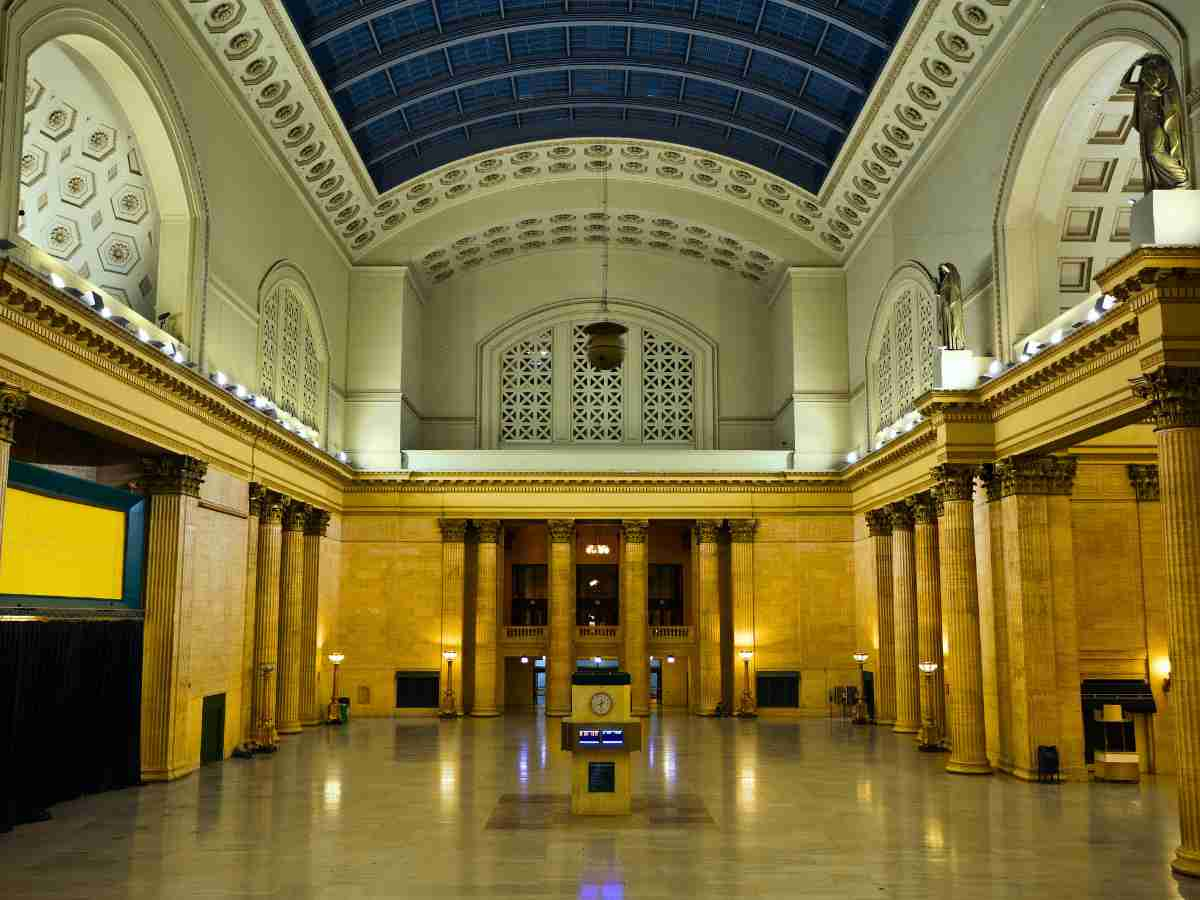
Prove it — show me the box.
[757,671,801,708]
[863,671,875,721]
[512,564,548,625]
[650,658,662,703]
[648,564,684,625]
[576,564,619,626]
[395,671,440,708]
[200,693,226,764]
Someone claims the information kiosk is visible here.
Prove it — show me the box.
[561,671,643,815]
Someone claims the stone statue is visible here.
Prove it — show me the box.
[936,263,966,351]
[1121,53,1191,191]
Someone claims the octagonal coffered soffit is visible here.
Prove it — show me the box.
[39,99,77,142]
[98,232,141,276]
[20,144,48,187]
[112,184,150,224]
[59,166,97,208]
[82,122,119,162]
[44,215,81,259]
[177,0,1023,261]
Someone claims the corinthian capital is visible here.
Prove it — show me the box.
[547,519,575,543]
[1133,368,1200,430]
[728,519,758,543]
[996,455,1077,498]
[305,507,332,537]
[283,500,309,532]
[0,384,28,443]
[908,492,938,525]
[694,519,722,544]
[865,508,892,537]
[140,454,207,497]
[1127,464,1160,503]
[888,501,914,532]
[931,464,977,503]
[438,518,467,543]
[622,520,649,544]
[476,520,502,544]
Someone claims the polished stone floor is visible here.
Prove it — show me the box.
[3,713,1199,899]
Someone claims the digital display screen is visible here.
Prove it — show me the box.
[578,728,625,747]
[588,762,616,793]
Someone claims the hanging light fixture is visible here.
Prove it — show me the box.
[583,154,627,370]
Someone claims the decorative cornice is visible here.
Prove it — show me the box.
[917,395,990,425]
[847,424,938,485]
[438,518,468,543]
[475,520,502,544]
[283,499,308,532]
[344,472,850,495]
[931,463,977,503]
[1132,368,1200,431]
[997,455,1077,498]
[729,519,759,543]
[1095,246,1200,303]
[0,382,28,443]
[695,520,722,543]
[888,501,915,531]
[305,506,331,537]
[908,491,938,525]
[1127,464,1160,503]
[547,519,576,543]
[248,482,264,518]
[865,508,893,537]
[978,464,1002,503]
[140,454,207,497]
[622,519,649,544]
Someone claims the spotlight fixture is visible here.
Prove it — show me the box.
[593,656,602,664]
[49,272,65,290]
[99,306,112,319]
[846,451,858,465]
[1049,329,1064,345]
[666,656,675,664]
[337,450,349,463]
[520,656,529,664]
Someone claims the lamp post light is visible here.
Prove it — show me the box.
[737,649,756,718]
[326,652,345,724]
[917,661,942,751]
[440,650,459,719]
[852,651,870,724]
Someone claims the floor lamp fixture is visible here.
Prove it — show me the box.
[326,652,345,724]
[440,650,459,719]
[917,661,943,751]
[737,649,756,718]
[852,650,870,724]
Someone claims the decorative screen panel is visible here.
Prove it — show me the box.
[259,280,327,435]
[641,330,694,444]
[918,288,937,395]
[259,288,278,402]
[870,282,936,441]
[571,324,624,442]
[894,290,914,416]
[876,328,892,427]
[499,329,553,442]
[278,287,301,417]
[302,320,321,429]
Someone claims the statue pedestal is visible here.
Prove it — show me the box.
[935,349,993,391]
[1132,191,1200,248]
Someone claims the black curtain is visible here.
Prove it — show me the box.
[0,619,142,832]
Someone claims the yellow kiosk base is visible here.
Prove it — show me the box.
[561,672,643,816]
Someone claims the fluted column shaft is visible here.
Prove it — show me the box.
[276,501,306,735]
[547,520,575,717]
[866,510,895,725]
[622,520,650,716]
[696,520,723,715]
[139,455,207,781]
[439,520,468,715]
[240,485,262,742]
[890,503,920,734]
[300,508,330,727]
[933,466,991,774]
[0,385,27,575]
[252,491,284,747]
[911,494,946,746]
[730,519,758,713]
[473,520,502,716]
[980,466,1012,771]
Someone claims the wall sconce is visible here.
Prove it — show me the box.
[1156,658,1172,694]
[666,656,675,664]
[1164,673,1172,694]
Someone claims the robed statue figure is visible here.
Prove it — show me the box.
[936,263,966,352]
[1120,53,1191,191]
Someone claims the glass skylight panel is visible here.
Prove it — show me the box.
[322,24,379,70]
[747,54,807,92]
[757,5,823,49]
[435,0,502,28]
[688,37,747,75]
[632,0,693,16]
[570,26,627,56]
[447,37,508,73]
[341,72,394,112]
[683,79,737,111]
[573,70,625,96]
[522,109,572,125]
[290,0,359,29]
[725,128,777,165]
[842,0,916,27]
[404,92,461,129]
[516,71,570,99]
[360,111,410,151]
[819,28,886,76]
[371,5,440,47]
[802,72,859,121]
[788,109,831,147]
[504,0,559,13]
[628,73,681,100]
[738,94,789,128]
[459,79,515,113]
[575,107,624,121]
[508,28,567,59]
[466,115,519,133]
[697,0,763,30]
[389,53,451,88]
[629,29,688,61]
[677,115,724,137]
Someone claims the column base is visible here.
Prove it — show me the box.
[278,723,302,735]
[892,723,919,734]
[946,760,993,775]
[140,761,199,783]
[1172,848,1200,879]
[301,718,321,728]
[470,709,500,717]
[875,717,895,727]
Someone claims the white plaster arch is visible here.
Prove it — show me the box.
[257,260,331,436]
[477,298,718,451]
[993,2,1192,361]
[864,261,939,447]
[1,1,209,351]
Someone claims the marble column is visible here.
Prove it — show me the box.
[547,519,575,717]
[730,519,759,714]
[696,519,723,715]
[251,490,284,747]
[239,484,263,743]
[979,465,1012,772]
[300,507,330,727]
[621,519,650,717]
[865,509,895,726]
[1133,370,1200,876]
[0,385,27,573]
[890,502,920,734]
[932,465,992,775]
[139,454,207,781]
[473,520,502,717]
[439,519,468,716]
[276,500,307,735]
[910,492,946,747]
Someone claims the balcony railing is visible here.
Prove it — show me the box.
[649,625,694,643]
[503,625,547,641]
[576,625,621,642]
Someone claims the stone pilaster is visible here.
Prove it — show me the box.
[276,499,307,735]
[547,519,575,717]
[729,519,759,714]
[472,520,502,716]
[239,484,263,742]
[1133,369,1200,876]
[439,519,468,715]
[139,454,207,781]
[696,519,723,715]
[890,502,920,734]
[979,464,1011,771]
[996,454,1082,780]
[932,465,992,774]
[910,492,946,747]
[0,384,28,575]
[300,507,330,727]
[251,490,284,747]
[865,509,895,726]
[621,519,650,717]
[1129,463,1161,502]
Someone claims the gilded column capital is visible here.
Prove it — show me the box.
[140,454,207,497]
[547,519,576,543]
[0,383,28,443]
[622,519,649,543]
[261,490,285,525]
[865,508,892,537]
[248,482,264,518]
[305,507,331,537]
[438,518,468,543]
[728,519,758,543]
[476,519,502,543]
[694,519,722,544]
[888,501,915,532]
[978,464,1002,503]
[908,492,938,525]
[931,464,977,503]
[996,455,1077,498]
[283,500,308,533]
[1128,464,1161,502]
[1133,367,1200,430]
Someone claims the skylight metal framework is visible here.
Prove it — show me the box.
[282,0,916,193]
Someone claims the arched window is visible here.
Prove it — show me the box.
[258,266,329,435]
[867,264,939,446]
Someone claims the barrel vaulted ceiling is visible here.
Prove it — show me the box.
[179,0,1021,265]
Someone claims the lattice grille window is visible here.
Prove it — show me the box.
[259,281,326,433]
[876,329,892,427]
[641,330,694,443]
[918,288,937,395]
[894,290,914,414]
[871,283,936,440]
[571,325,624,442]
[499,329,553,442]
[260,288,278,403]
[279,289,301,418]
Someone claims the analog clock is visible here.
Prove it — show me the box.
[590,691,614,716]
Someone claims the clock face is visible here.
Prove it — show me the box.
[590,691,614,716]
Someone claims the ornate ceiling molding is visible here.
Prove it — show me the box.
[176,0,1025,261]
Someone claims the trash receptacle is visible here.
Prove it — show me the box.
[338,697,350,723]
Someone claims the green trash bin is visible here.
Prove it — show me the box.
[338,697,350,723]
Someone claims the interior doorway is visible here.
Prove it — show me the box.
[576,565,619,626]
[503,656,541,710]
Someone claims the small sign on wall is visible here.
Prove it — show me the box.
[587,762,616,793]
